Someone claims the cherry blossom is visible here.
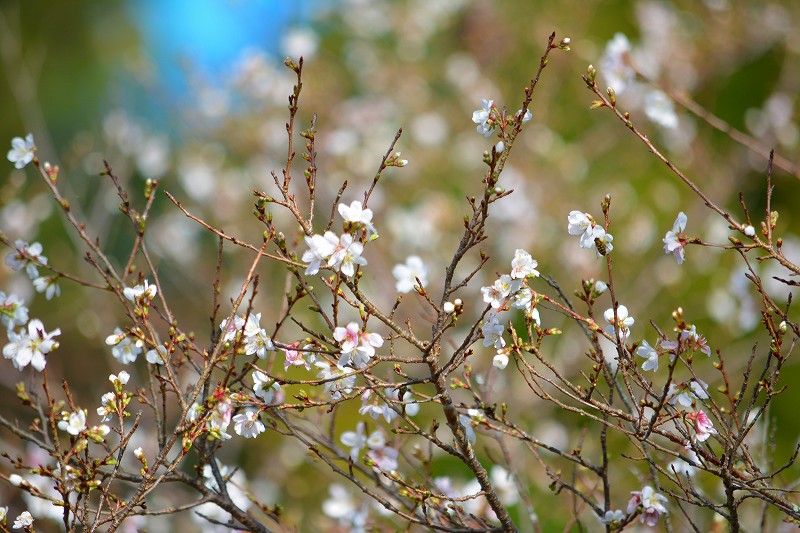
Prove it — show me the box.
[7,134,36,169]
[472,98,496,137]
[0,292,28,330]
[626,485,667,527]
[315,362,356,400]
[600,33,634,94]
[233,408,265,438]
[603,305,634,341]
[251,370,280,403]
[32,275,60,300]
[481,275,522,310]
[281,341,314,371]
[668,379,709,407]
[493,351,509,369]
[242,313,274,357]
[123,280,157,304]
[57,410,87,436]
[327,232,367,277]
[338,200,377,239]
[481,312,506,349]
[5,240,48,279]
[106,328,143,364]
[335,322,383,368]
[636,340,660,372]
[567,211,605,250]
[392,255,428,293]
[686,410,717,443]
[302,231,339,275]
[663,212,688,264]
[510,249,539,279]
[3,318,60,371]
[645,90,678,129]
[12,511,34,529]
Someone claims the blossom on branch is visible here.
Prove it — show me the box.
[686,410,718,443]
[6,240,48,279]
[233,408,265,438]
[339,200,378,239]
[603,305,634,341]
[0,292,29,330]
[7,134,36,169]
[662,212,688,265]
[472,98,497,137]
[3,318,60,371]
[626,485,667,527]
[567,211,605,250]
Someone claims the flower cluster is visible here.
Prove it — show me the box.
[479,249,540,367]
[303,201,374,277]
[3,318,61,372]
[626,485,668,527]
[334,322,383,369]
[471,99,532,137]
[219,312,275,358]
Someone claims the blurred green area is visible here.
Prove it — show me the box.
[1,0,800,530]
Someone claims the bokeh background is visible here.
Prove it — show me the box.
[1,0,800,530]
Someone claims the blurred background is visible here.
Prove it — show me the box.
[1,0,800,530]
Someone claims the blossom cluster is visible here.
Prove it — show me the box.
[303,201,374,277]
[479,249,540,368]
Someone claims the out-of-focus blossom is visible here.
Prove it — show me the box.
[392,255,428,293]
[315,362,356,400]
[600,33,634,93]
[32,276,60,300]
[145,345,168,365]
[645,90,678,128]
[7,134,36,169]
[12,511,34,529]
[668,379,709,407]
[0,292,28,330]
[600,509,625,527]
